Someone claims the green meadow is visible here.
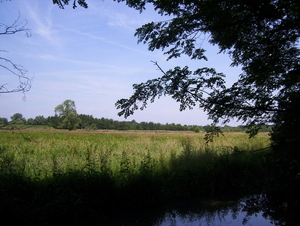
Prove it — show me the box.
[0,129,270,180]
[0,128,273,224]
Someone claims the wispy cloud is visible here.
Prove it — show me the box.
[106,12,145,30]
[61,26,155,58]
[87,1,149,30]
[32,53,149,74]
[24,1,62,49]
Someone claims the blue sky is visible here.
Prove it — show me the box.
[0,0,242,126]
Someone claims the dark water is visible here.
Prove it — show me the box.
[157,207,273,226]
[59,194,297,226]
[155,195,275,226]
[158,212,272,226]
[102,194,297,226]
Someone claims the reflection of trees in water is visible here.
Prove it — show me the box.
[160,209,233,226]
[156,200,239,226]
[240,194,271,225]
[9,193,295,225]
[240,194,298,226]
[151,194,299,226]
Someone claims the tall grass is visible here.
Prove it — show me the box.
[0,130,270,178]
[0,129,272,224]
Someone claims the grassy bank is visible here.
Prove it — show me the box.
[0,129,272,224]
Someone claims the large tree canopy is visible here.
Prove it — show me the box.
[114,0,300,151]
[55,0,300,152]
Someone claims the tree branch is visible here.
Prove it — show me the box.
[0,12,31,37]
[1,13,32,98]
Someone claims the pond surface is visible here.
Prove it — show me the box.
[65,194,297,226]
[102,194,296,226]
[155,195,275,226]
[158,208,273,226]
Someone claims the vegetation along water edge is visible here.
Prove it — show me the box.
[1,128,298,225]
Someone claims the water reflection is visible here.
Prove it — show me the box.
[154,195,284,226]
[109,194,292,226]
[158,205,273,226]
[70,194,297,226]
[153,194,295,226]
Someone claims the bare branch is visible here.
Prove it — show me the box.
[0,12,31,37]
[1,13,32,98]
[0,55,32,98]
[151,60,167,75]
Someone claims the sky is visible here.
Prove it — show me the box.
[0,0,242,126]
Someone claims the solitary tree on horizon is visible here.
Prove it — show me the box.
[55,99,81,130]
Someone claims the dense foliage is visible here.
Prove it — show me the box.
[113,0,300,151]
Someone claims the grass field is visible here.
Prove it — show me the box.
[0,128,273,224]
[0,128,270,179]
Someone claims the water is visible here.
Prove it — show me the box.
[111,194,293,226]
[74,194,297,226]
[155,195,275,226]
[158,209,273,226]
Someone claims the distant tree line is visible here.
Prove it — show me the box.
[0,113,272,133]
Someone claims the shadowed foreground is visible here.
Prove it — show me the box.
[1,148,299,225]
[0,131,299,225]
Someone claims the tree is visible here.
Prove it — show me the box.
[1,13,31,98]
[54,99,81,130]
[33,115,46,125]
[10,112,25,124]
[26,118,34,125]
[54,1,299,151]
[112,0,300,153]
[85,123,97,131]
[10,113,25,121]
[0,117,8,125]
[194,126,200,133]
[46,116,60,128]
